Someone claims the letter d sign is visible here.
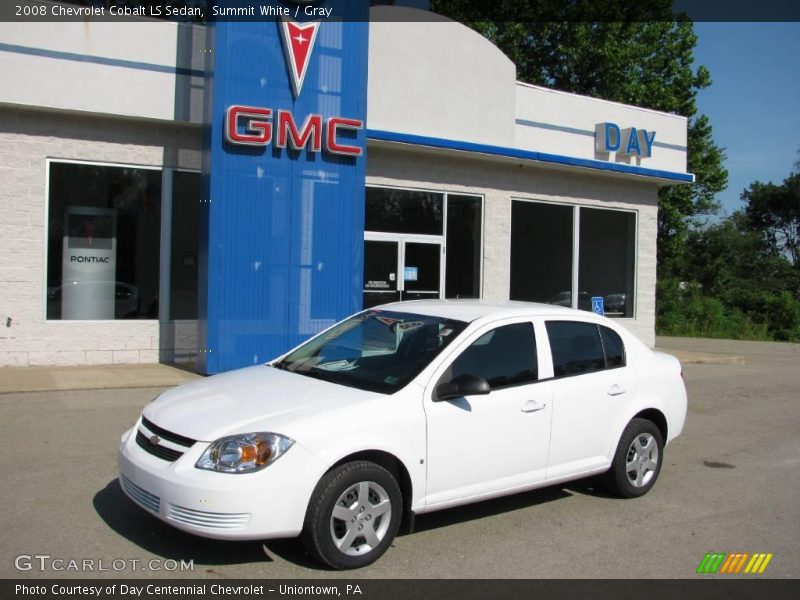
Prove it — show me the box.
[595,122,621,153]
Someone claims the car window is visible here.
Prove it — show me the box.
[600,325,626,368]
[545,321,606,377]
[276,310,468,394]
[447,322,538,390]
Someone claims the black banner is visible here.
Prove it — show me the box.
[4,579,799,600]
[2,0,800,23]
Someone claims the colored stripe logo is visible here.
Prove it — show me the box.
[696,552,773,574]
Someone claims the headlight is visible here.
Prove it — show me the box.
[195,432,294,474]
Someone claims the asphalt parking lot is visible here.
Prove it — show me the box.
[1,337,798,579]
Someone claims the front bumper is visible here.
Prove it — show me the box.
[117,423,327,541]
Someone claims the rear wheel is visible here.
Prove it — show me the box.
[301,461,402,569]
[605,418,664,498]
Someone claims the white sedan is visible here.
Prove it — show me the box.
[118,300,686,569]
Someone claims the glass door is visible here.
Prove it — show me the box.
[363,240,401,308]
[363,237,443,308]
[402,241,441,301]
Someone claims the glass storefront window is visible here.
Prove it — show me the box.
[578,207,636,318]
[365,187,443,235]
[510,200,574,306]
[445,194,482,299]
[509,201,636,318]
[169,171,201,320]
[46,162,162,320]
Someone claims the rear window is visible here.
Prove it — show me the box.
[545,321,627,377]
[546,321,605,377]
[600,325,626,368]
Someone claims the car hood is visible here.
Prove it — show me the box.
[142,364,376,442]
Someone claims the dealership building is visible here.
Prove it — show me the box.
[0,3,692,373]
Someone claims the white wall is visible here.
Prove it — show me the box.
[0,13,689,178]
[516,83,689,174]
[367,6,517,147]
[0,16,204,123]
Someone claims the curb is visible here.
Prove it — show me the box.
[656,349,746,365]
[0,363,202,395]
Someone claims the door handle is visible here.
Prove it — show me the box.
[521,399,547,413]
[607,384,627,396]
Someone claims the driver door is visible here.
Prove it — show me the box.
[422,319,553,507]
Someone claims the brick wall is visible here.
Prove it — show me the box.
[0,106,201,367]
[0,109,661,368]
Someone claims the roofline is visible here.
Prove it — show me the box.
[366,129,695,184]
[515,81,688,122]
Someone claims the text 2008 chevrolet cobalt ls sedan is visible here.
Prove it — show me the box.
[119,300,686,569]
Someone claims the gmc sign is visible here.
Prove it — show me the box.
[225,105,363,157]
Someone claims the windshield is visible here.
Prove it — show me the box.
[274,310,468,394]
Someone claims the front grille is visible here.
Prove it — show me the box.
[120,474,160,513]
[136,417,197,462]
[141,416,196,447]
[167,504,251,529]
[136,430,185,462]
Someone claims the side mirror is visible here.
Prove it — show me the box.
[434,373,491,401]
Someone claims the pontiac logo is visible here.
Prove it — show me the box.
[278,18,320,97]
[149,435,161,446]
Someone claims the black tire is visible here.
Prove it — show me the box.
[604,418,664,498]
[301,461,402,570]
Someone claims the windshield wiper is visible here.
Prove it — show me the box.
[303,366,342,383]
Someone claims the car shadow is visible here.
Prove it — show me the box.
[561,475,617,499]
[95,475,613,572]
[408,484,572,534]
[93,479,271,567]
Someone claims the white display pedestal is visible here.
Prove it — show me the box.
[61,206,117,320]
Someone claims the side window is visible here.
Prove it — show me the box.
[448,322,538,390]
[545,321,605,377]
[600,325,626,368]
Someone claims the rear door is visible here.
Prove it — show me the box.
[543,319,635,479]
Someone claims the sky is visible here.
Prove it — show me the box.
[692,22,800,217]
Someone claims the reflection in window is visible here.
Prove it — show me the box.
[46,162,162,320]
[510,201,636,318]
[546,321,606,377]
[170,171,201,320]
[579,208,636,318]
[510,201,573,306]
[365,187,443,235]
[448,322,538,390]
[600,325,626,368]
[446,195,482,299]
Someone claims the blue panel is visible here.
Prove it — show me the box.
[199,2,369,374]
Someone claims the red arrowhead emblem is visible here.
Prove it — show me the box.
[279,19,320,98]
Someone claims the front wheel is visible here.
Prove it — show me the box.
[301,461,402,569]
[604,418,664,498]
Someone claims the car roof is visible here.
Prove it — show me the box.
[373,299,590,322]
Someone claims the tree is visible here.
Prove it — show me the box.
[676,210,800,341]
[430,0,728,279]
[741,173,800,268]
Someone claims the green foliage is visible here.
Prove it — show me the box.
[430,0,728,280]
[656,279,771,340]
[741,173,800,268]
[430,2,799,342]
[657,193,800,342]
